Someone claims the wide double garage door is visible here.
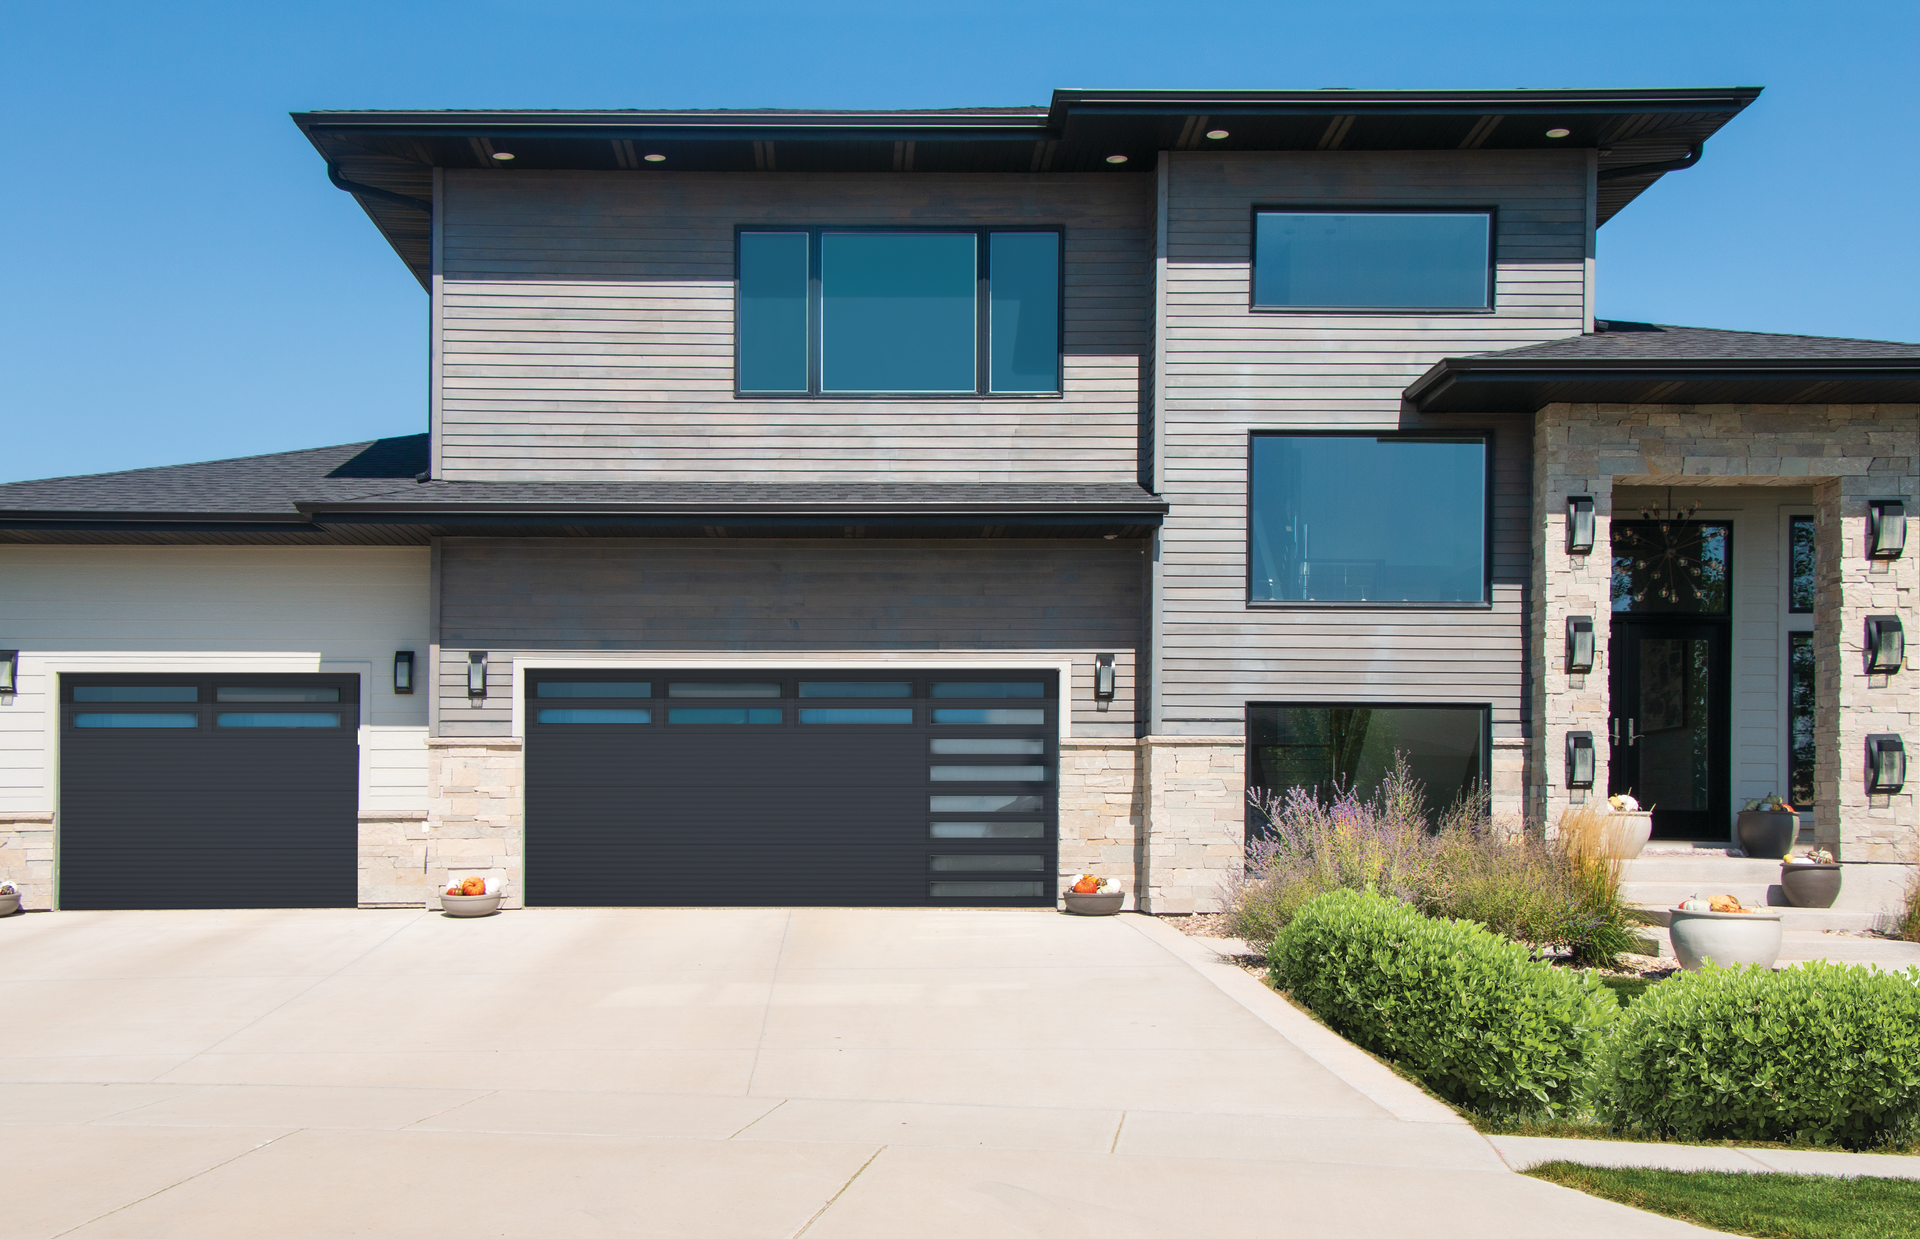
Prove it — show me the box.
[60,674,359,910]
[526,670,1058,907]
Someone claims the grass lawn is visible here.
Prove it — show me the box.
[1526,1161,1920,1239]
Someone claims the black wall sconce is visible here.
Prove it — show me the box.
[1566,616,1595,675]
[1566,731,1596,788]
[393,651,416,695]
[467,651,488,699]
[0,650,16,695]
[1094,654,1115,701]
[1566,496,1595,555]
[1867,733,1906,794]
[1868,500,1906,560]
[1865,616,1905,674]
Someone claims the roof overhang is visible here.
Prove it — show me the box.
[294,86,1760,285]
[1405,356,1920,414]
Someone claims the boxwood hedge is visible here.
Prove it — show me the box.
[1600,961,1920,1146]
[1270,888,1618,1116]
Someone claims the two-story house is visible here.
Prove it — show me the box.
[5,87,1918,918]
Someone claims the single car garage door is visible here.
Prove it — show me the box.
[60,674,359,910]
[524,670,1058,907]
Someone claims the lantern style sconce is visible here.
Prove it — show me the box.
[1865,616,1905,674]
[1094,654,1116,701]
[393,651,415,695]
[1868,500,1906,560]
[1566,731,1596,789]
[1566,616,1595,675]
[1866,733,1906,794]
[467,651,488,699]
[1566,496,1595,555]
[0,650,16,695]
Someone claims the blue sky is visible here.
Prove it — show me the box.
[3,0,1916,483]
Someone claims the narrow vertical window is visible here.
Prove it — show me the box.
[821,232,976,393]
[737,231,809,393]
[989,232,1060,393]
[1788,515,1816,613]
[1788,631,1815,807]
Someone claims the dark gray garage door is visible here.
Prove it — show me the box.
[60,674,359,910]
[524,670,1058,907]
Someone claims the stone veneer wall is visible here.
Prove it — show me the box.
[0,814,53,909]
[1532,401,1919,859]
[1138,738,1245,915]
[1056,739,1144,908]
[357,811,434,907]
[425,738,526,908]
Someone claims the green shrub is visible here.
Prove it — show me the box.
[1270,888,1618,1117]
[1601,961,1920,1147]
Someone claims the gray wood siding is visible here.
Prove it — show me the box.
[1156,151,1590,736]
[435,538,1145,737]
[437,172,1153,483]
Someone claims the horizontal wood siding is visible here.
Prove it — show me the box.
[438,172,1152,483]
[436,538,1144,737]
[1158,151,1591,736]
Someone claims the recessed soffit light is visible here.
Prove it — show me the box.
[1545,128,1571,139]
[490,151,515,161]
[644,153,666,162]
[1105,154,1128,164]
[1205,129,1229,140]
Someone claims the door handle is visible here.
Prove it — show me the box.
[1610,718,1620,746]
[1626,718,1638,747]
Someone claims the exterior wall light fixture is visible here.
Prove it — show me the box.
[1566,616,1595,674]
[467,652,488,699]
[1868,500,1906,559]
[1566,496,1595,555]
[0,650,16,695]
[1566,731,1596,789]
[1094,654,1116,701]
[1867,733,1906,794]
[393,650,415,695]
[1866,616,1905,674]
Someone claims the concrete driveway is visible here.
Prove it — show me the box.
[0,907,1709,1238]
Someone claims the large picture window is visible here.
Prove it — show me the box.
[1249,434,1489,604]
[1248,704,1489,813]
[736,228,1061,396]
[1252,209,1492,311]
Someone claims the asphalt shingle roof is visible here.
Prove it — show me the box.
[1472,321,1920,363]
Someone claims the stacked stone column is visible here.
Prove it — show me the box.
[425,737,526,906]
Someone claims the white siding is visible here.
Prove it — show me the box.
[0,546,431,814]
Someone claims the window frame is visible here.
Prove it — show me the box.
[1243,700,1493,807]
[733,225,1066,399]
[1247,205,1498,314]
[1244,429,1497,610]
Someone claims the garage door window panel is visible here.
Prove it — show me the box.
[536,682,652,698]
[74,713,198,729]
[216,713,342,728]
[537,709,653,724]
[74,686,199,703]
[215,686,342,703]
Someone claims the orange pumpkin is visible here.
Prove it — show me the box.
[1072,876,1101,894]
[461,876,488,896]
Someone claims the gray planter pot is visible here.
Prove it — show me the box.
[438,892,502,917]
[1062,891,1124,916]
[0,892,19,917]
[1599,811,1654,859]
[1780,862,1842,909]
[1668,907,1783,971]
[1735,810,1798,860]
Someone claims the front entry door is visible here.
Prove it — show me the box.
[1608,622,1731,839]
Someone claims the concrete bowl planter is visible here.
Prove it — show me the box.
[1668,907,1783,971]
[0,891,19,918]
[1599,811,1654,859]
[1735,809,1799,860]
[1780,862,1842,909]
[438,892,502,918]
[1062,891,1125,916]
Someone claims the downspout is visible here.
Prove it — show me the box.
[1597,143,1703,182]
[326,162,433,213]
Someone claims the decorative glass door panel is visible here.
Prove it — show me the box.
[1609,622,1730,839]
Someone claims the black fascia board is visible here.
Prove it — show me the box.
[1047,86,1762,125]
[304,510,1162,531]
[1407,356,1920,413]
[297,499,1168,521]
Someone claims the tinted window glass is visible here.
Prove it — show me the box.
[215,686,342,703]
[537,683,651,698]
[1789,632,1815,808]
[1248,705,1487,813]
[1789,516,1816,613]
[537,709,652,724]
[929,766,1046,781]
[930,881,1045,898]
[216,713,341,728]
[932,709,1045,725]
[821,233,976,393]
[668,683,780,698]
[798,709,913,724]
[668,708,782,724]
[1254,211,1490,309]
[798,682,911,698]
[74,713,197,728]
[989,232,1060,393]
[929,855,1044,871]
[1611,522,1731,614]
[930,738,1045,755]
[73,686,197,702]
[929,821,1045,838]
[930,682,1044,698]
[930,794,1044,813]
[737,231,809,393]
[1250,436,1487,603]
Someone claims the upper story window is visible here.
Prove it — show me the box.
[1249,433,1489,605]
[1252,209,1493,311]
[736,228,1061,396]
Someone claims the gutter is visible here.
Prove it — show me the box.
[327,163,432,214]
[1599,143,1703,182]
